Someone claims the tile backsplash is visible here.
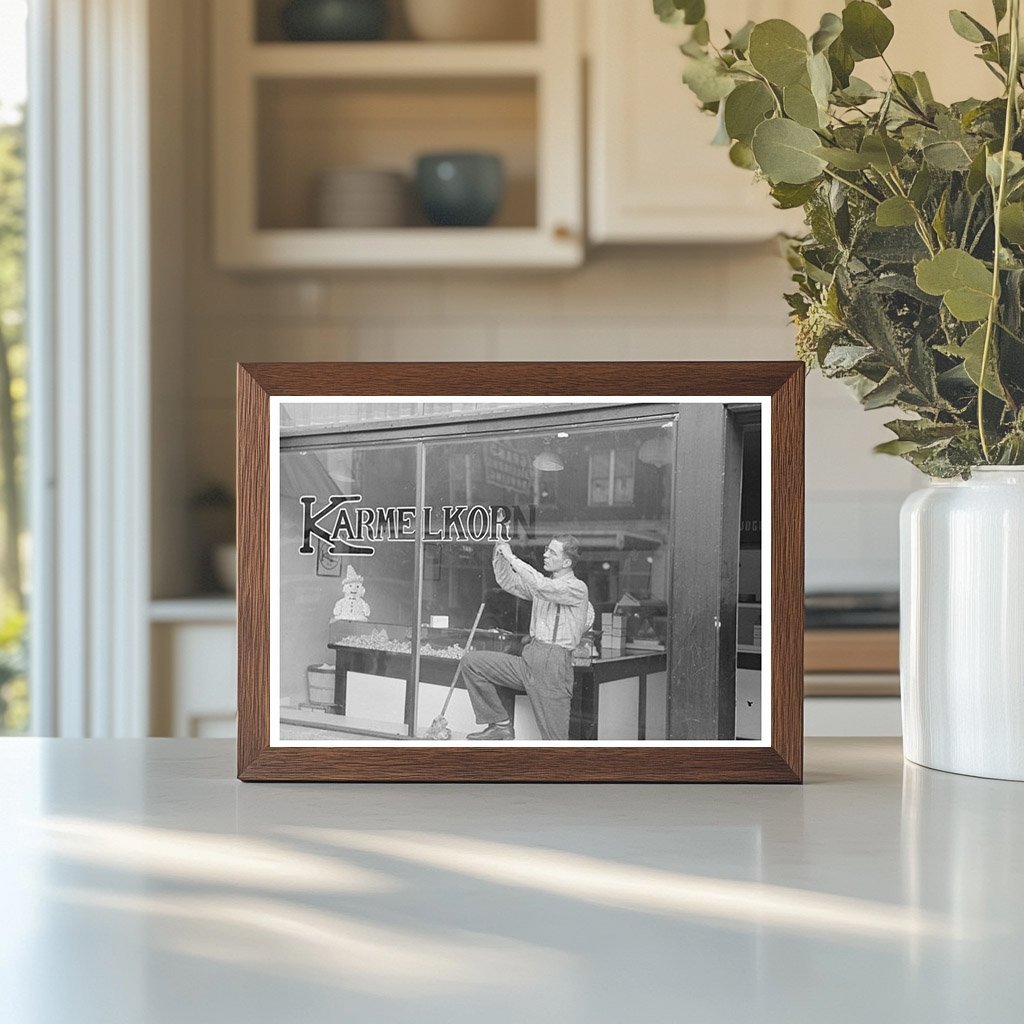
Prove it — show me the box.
[181,246,917,594]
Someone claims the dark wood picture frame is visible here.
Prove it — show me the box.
[237,362,804,782]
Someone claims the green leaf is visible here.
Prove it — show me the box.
[684,2,706,27]
[724,20,755,53]
[1000,203,1024,245]
[810,12,843,54]
[837,76,879,104]
[939,325,1006,398]
[771,180,820,209]
[711,110,731,145]
[842,1,895,59]
[692,19,710,45]
[922,140,973,171]
[967,144,991,194]
[653,0,705,26]
[808,51,833,109]
[915,249,994,322]
[784,80,824,129]
[876,197,918,228]
[874,439,922,455]
[748,20,809,87]
[729,140,757,169]
[682,57,736,104]
[909,164,933,205]
[913,71,935,104]
[860,133,904,173]
[723,81,775,144]
[932,190,950,247]
[948,10,994,44]
[986,150,1024,191]
[751,118,828,184]
[993,0,1008,24]
[814,146,872,170]
[862,374,903,409]
[827,37,855,89]
[884,418,964,443]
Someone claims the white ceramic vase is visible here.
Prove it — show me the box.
[900,467,1024,781]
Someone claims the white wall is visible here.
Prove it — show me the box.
[156,0,921,599]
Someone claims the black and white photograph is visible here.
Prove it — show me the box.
[270,397,769,746]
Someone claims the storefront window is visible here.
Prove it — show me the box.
[276,400,761,744]
[279,443,418,740]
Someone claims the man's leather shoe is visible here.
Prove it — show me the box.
[466,723,515,741]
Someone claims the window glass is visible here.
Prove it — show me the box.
[0,0,27,735]
[420,417,675,737]
[279,444,417,739]
[276,407,716,745]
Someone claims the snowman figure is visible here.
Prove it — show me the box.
[332,565,371,622]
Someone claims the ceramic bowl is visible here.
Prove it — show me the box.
[281,0,388,42]
[415,152,504,227]
[316,168,407,228]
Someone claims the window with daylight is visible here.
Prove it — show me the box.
[0,0,28,735]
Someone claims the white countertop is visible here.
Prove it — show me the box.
[1,738,1020,1023]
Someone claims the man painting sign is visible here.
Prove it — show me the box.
[462,536,593,741]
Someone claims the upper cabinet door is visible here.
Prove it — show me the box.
[588,0,998,245]
[588,0,811,244]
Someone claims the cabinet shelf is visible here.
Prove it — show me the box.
[219,227,581,270]
[249,42,544,78]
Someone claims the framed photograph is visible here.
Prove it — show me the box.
[237,362,804,782]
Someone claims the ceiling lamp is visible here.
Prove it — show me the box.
[638,434,673,467]
[533,438,564,472]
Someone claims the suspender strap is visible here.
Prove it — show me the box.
[551,605,561,645]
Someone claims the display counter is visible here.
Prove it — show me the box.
[311,638,667,741]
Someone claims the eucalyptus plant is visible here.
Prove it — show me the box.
[657,0,1024,476]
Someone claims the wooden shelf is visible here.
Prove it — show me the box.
[217,226,581,270]
[249,42,544,78]
[804,629,899,674]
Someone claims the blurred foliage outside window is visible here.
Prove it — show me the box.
[0,2,28,733]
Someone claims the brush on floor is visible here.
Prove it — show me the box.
[422,601,486,740]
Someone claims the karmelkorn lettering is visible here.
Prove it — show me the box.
[300,495,536,557]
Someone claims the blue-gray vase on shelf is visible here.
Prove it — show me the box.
[415,152,505,228]
[280,0,388,42]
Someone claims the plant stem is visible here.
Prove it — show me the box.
[822,167,880,205]
[962,191,979,249]
[750,69,784,117]
[969,213,994,253]
[997,319,1024,345]
[884,171,939,254]
[979,0,1021,462]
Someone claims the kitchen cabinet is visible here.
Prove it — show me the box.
[150,600,237,737]
[211,0,583,268]
[587,0,810,243]
[586,0,998,244]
